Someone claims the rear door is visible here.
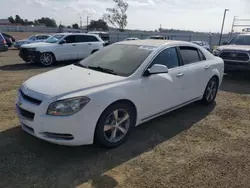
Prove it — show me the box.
[177,46,203,103]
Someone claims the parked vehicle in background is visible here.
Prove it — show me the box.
[1,33,16,47]
[88,31,110,46]
[0,33,8,52]
[14,34,51,49]
[191,41,211,52]
[124,37,139,41]
[147,35,168,40]
[213,33,250,73]
[19,33,104,66]
[16,39,224,148]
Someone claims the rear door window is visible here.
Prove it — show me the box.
[179,47,201,65]
[75,35,99,43]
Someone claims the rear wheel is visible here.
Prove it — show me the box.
[39,52,55,66]
[95,103,136,148]
[201,77,219,105]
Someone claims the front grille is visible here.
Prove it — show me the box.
[17,106,35,121]
[219,51,250,62]
[20,89,42,105]
[20,48,28,57]
[41,132,74,140]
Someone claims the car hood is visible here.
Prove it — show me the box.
[218,45,250,51]
[21,42,57,48]
[16,39,30,43]
[23,65,125,97]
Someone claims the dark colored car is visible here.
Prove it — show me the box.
[88,31,110,46]
[213,33,250,72]
[147,35,169,40]
[1,33,15,47]
[0,33,8,52]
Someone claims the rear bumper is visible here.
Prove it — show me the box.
[224,61,250,72]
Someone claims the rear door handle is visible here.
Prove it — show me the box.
[88,43,92,45]
[72,44,76,46]
[176,72,184,77]
[204,65,210,69]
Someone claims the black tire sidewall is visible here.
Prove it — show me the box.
[94,102,136,148]
[202,77,218,104]
[39,52,55,66]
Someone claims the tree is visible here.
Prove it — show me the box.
[15,15,23,24]
[37,17,57,27]
[103,0,129,31]
[8,16,15,23]
[89,19,109,31]
[72,23,80,29]
[67,26,72,28]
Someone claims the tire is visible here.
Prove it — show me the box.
[201,77,219,105]
[94,102,136,148]
[39,52,55,67]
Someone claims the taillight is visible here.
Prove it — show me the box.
[3,39,6,45]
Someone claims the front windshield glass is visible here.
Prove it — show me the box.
[45,35,64,43]
[28,35,35,40]
[79,44,153,76]
[228,35,250,45]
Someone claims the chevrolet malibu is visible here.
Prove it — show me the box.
[16,40,224,148]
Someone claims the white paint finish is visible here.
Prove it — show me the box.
[16,40,224,146]
[21,33,104,61]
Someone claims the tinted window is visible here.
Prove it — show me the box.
[198,50,206,61]
[64,35,76,43]
[79,44,152,77]
[229,35,250,45]
[150,47,179,69]
[180,47,200,65]
[75,35,98,43]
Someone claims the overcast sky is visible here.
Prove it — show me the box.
[1,0,250,32]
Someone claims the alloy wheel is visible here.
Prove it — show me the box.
[103,109,130,143]
[40,53,53,66]
[205,79,217,102]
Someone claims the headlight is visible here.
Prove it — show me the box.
[213,49,221,56]
[47,97,90,116]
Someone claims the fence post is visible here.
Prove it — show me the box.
[117,33,119,42]
[189,36,191,42]
[209,36,212,48]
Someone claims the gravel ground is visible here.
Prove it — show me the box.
[0,50,250,188]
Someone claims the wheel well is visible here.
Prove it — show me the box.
[42,52,56,60]
[211,75,219,83]
[91,49,99,54]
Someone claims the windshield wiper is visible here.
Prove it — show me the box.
[87,66,118,75]
[74,62,87,68]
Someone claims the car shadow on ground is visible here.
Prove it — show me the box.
[0,60,78,71]
[220,73,250,94]
[0,102,215,188]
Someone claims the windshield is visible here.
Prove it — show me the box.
[45,35,64,43]
[79,44,153,76]
[28,35,35,40]
[228,35,250,45]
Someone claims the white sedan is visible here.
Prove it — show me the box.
[15,40,224,148]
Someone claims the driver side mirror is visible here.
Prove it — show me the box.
[143,64,168,77]
[222,41,228,45]
[59,40,66,45]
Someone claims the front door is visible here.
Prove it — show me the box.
[138,47,184,121]
[56,35,78,61]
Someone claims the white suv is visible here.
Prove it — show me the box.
[19,33,104,66]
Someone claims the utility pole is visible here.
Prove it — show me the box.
[230,16,236,39]
[219,9,229,46]
[80,16,82,29]
[86,16,89,32]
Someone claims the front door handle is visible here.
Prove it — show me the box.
[72,44,76,46]
[88,43,92,45]
[204,65,210,69]
[176,72,184,77]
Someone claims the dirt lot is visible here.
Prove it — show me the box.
[0,50,250,188]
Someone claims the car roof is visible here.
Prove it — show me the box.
[118,39,191,47]
[56,33,99,36]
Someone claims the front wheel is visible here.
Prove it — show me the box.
[94,103,136,148]
[39,52,55,66]
[201,77,219,105]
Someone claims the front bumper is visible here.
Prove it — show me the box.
[19,49,41,63]
[224,61,250,72]
[15,89,102,146]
